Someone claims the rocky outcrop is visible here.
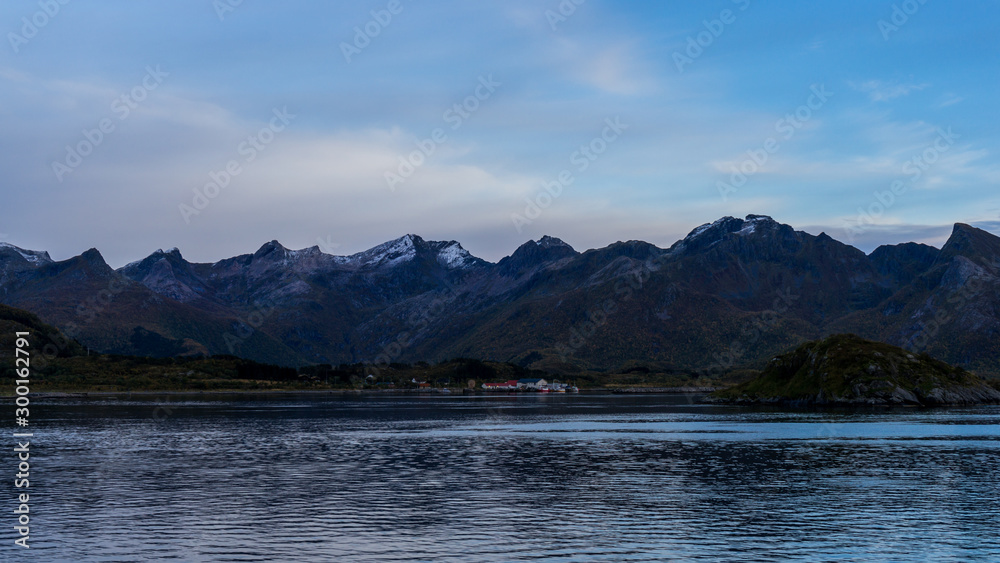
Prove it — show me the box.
[710,334,1000,406]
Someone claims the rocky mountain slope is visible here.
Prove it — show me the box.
[1,216,998,377]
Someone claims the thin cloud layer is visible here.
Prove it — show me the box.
[0,1,998,266]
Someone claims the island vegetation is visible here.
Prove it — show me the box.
[710,334,1000,406]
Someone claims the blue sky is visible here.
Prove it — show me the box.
[1,0,998,266]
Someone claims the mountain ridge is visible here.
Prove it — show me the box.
[2,215,998,376]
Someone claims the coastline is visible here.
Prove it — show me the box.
[14,386,722,399]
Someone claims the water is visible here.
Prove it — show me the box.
[10,393,1000,562]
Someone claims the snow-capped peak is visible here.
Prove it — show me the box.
[668,215,780,256]
[339,234,420,268]
[684,215,775,241]
[0,242,52,265]
[383,234,416,254]
[685,217,736,241]
[122,247,183,270]
[436,241,473,268]
[152,247,182,257]
[737,215,776,235]
[536,235,572,249]
[330,235,483,270]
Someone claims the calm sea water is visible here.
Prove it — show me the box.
[9,393,1000,562]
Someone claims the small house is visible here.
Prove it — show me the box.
[517,378,548,390]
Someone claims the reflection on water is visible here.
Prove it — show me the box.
[14,394,1000,561]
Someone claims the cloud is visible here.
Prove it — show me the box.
[939,95,964,108]
[805,37,825,51]
[576,43,654,95]
[3,1,999,273]
[724,115,999,190]
[543,37,657,96]
[851,80,930,102]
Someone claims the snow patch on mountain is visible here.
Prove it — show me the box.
[0,243,52,265]
[738,215,776,236]
[122,247,184,271]
[685,214,776,241]
[285,247,318,261]
[686,217,732,241]
[325,235,483,270]
[437,242,473,268]
[536,235,573,250]
[340,235,418,268]
[667,215,780,256]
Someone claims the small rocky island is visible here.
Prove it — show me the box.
[710,334,1000,406]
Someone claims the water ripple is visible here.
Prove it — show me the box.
[13,395,1000,562]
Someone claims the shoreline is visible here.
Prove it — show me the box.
[10,387,721,399]
[611,386,720,393]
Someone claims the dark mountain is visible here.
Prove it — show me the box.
[0,244,304,365]
[664,215,888,323]
[496,236,578,277]
[118,247,212,305]
[869,242,939,287]
[2,216,998,377]
[828,223,1000,375]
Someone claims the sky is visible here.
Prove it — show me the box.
[1,0,998,267]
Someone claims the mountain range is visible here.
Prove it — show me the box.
[2,215,998,377]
